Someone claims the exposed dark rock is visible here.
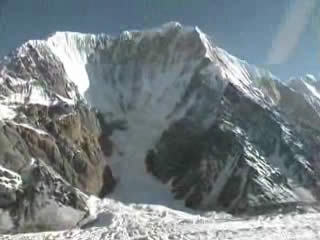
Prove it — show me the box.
[99,165,117,198]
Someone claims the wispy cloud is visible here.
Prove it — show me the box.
[267,0,316,65]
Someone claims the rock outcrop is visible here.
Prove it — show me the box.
[0,39,117,233]
[0,159,88,233]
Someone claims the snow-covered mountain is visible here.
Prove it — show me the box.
[0,22,320,237]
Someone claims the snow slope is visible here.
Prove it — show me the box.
[2,197,319,240]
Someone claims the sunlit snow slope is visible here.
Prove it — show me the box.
[3,197,320,240]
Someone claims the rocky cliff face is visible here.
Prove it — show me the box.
[0,22,319,233]
[0,37,117,233]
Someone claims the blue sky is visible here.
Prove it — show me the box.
[0,0,319,80]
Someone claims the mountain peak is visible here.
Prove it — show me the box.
[1,24,320,233]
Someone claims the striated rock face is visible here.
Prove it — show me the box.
[0,22,319,233]
[147,80,317,213]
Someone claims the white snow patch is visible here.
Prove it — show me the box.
[303,80,320,100]
[10,122,49,136]
[46,32,95,96]
[305,74,317,83]
[0,105,16,120]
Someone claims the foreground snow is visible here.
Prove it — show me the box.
[1,197,318,239]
